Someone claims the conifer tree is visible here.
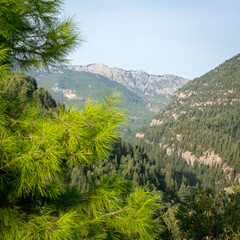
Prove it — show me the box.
[0,1,164,239]
[177,182,189,202]
[0,0,81,72]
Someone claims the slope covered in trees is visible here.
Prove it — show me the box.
[137,54,240,190]
[68,136,240,239]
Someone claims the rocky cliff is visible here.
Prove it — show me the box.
[68,64,188,95]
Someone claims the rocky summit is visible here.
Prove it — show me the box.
[68,63,188,95]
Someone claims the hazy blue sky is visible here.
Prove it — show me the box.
[64,0,240,79]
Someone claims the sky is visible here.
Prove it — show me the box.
[64,0,240,79]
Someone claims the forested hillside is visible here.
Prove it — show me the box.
[137,54,240,190]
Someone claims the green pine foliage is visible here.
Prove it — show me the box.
[0,73,125,199]
[0,73,164,239]
[0,0,81,70]
[0,47,9,78]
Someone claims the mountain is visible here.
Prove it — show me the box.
[68,64,188,113]
[30,66,188,141]
[68,63,188,95]
[32,70,155,141]
[136,54,240,189]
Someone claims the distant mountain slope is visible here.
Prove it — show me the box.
[137,54,240,188]
[32,64,188,113]
[67,64,188,113]
[68,63,188,94]
[33,70,155,141]
[31,65,188,141]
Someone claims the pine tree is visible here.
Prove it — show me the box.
[0,1,165,239]
[0,0,81,71]
[165,164,175,191]
[177,182,189,202]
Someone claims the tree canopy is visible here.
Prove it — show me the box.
[0,0,81,73]
[0,1,165,239]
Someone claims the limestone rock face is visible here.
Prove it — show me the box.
[68,64,188,95]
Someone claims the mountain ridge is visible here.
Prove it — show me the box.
[67,63,189,95]
[31,64,188,141]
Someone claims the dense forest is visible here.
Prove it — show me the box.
[1,72,240,239]
[137,54,240,191]
[0,0,240,239]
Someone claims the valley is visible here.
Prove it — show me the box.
[1,1,240,237]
